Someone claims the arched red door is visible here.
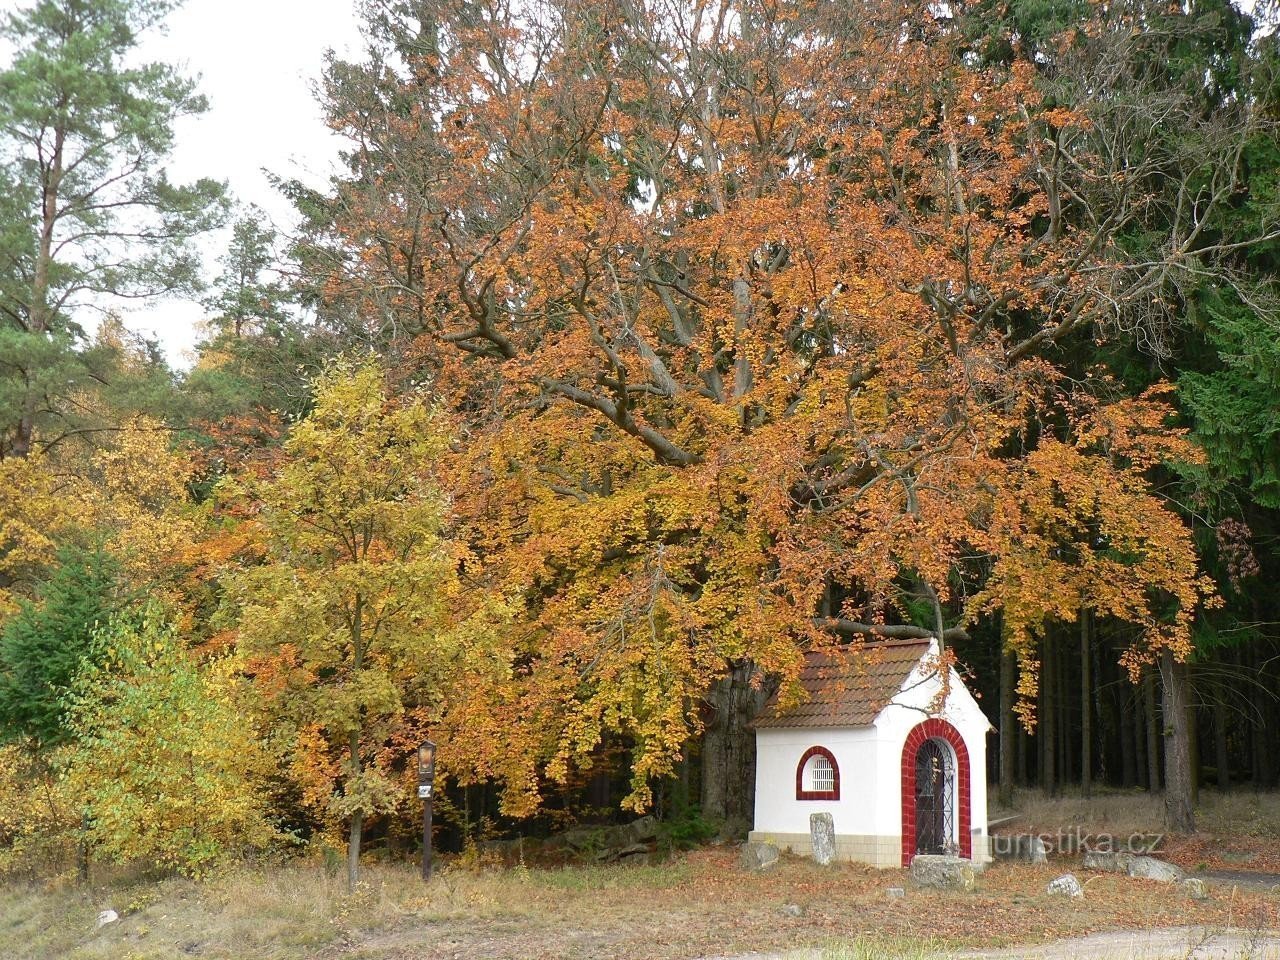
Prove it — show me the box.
[900,718,971,866]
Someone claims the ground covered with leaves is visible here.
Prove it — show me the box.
[3,846,1276,960]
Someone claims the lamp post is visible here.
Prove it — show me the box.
[417,739,437,881]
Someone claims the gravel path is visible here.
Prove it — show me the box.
[705,926,1280,960]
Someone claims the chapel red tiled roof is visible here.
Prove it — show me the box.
[752,638,932,729]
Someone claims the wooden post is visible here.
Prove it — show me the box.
[422,788,434,881]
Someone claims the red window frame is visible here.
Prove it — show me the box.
[795,745,840,801]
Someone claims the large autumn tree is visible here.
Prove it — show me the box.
[299,0,1260,823]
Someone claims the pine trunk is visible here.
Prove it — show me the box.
[999,646,1016,806]
[1080,610,1092,798]
[1144,671,1161,792]
[1042,636,1056,796]
[1214,698,1231,792]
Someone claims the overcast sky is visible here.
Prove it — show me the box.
[3,0,368,366]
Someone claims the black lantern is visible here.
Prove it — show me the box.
[417,739,437,785]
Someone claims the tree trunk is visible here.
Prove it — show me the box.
[1041,636,1057,796]
[346,729,363,891]
[700,661,766,828]
[12,122,64,459]
[1016,717,1027,786]
[347,807,364,891]
[999,645,1016,807]
[1058,635,1071,788]
[1214,698,1231,792]
[1080,610,1092,798]
[1189,697,1201,807]
[1119,686,1136,787]
[1134,679,1148,789]
[1160,649,1196,834]
[1144,670,1161,793]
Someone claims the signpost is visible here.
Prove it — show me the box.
[417,739,437,881]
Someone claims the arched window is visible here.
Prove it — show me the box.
[795,746,840,801]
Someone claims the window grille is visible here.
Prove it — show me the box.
[809,754,834,792]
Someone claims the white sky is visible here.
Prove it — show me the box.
[1,0,367,367]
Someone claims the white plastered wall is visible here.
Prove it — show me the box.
[751,640,992,865]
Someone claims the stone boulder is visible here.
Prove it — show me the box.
[910,854,976,892]
[1046,873,1084,898]
[741,840,780,871]
[993,834,1049,864]
[1081,850,1135,873]
[1127,856,1185,883]
[810,812,836,866]
[628,815,659,843]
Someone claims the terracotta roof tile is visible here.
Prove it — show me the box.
[753,638,932,729]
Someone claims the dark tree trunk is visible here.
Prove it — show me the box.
[1116,675,1136,788]
[700,661,766,828]
[1160,649,1196,834]
[1144,670,1161,793]
[1134,678,1148,789]
[1016,716,1027,786]
[999,645,1016,807]
[1214,698,1231,792]
[1189,696,1201,807]
[1042,636,1057,796]
[1058,636,1072,788]
[1080,610,1093,798]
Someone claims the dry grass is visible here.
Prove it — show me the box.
[999,787,1280,837]
[3,847,1277,960]
[998,787,1280,874]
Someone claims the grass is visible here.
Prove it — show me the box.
[3,849,1278,960]
[9,793,1280,960]
[999,787,1280,873]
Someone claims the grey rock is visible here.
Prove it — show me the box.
[1046,873,1084,898]
[1081,850,1136,873]
[886,886,906,899]
[809,812,836,866]
[628,815,659,843]
[910,854,976,891]
[993,834,1048,864]
[560,826,604,851]
[1180,877,1210,900]
[1127,856,1185,883]
[741,840,780,872]
[781,903,805,917]
[95,910,119,931]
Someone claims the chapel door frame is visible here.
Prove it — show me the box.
[900,717,972,866]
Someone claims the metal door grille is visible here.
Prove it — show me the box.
[915,739,955,856]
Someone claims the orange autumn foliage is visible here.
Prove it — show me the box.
[307,0,1215,807]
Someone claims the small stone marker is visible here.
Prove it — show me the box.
[1180,877,1210,900]
[886,886,906,899]
[809,812,836,866]
[780,903,805,917]
[1127,856,1185,883]
[1046,873,1084,898]
[910,854,976,891]
[740,840,780,871]
[95,910,119,931]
